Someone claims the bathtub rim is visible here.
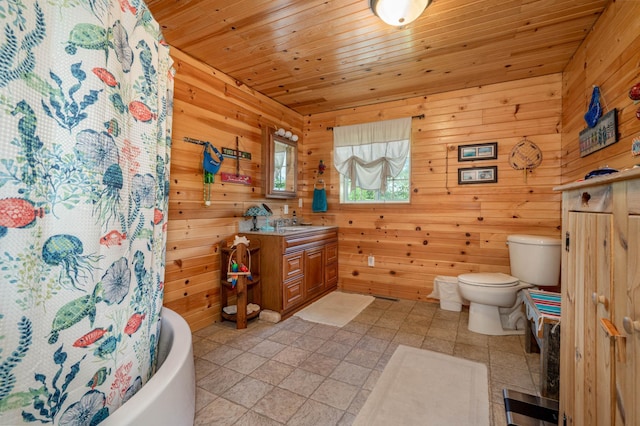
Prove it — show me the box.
[101,307,195,426]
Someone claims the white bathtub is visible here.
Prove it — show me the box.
[102,307,196,426]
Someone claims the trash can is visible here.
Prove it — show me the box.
[434,275,464,312]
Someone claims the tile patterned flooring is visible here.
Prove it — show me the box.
[191,297,541,425]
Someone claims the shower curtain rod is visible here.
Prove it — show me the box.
[326,114,425,131]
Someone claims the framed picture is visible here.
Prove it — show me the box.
[458,166,498,184]
[579,108,618,157]
[458,142,498,161]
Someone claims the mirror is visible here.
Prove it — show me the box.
[263,129,298,199]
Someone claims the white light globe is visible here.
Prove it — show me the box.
[371,0,430,27]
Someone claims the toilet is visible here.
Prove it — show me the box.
[457,234,561,336]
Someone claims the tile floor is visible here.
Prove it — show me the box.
[191,297,541,425]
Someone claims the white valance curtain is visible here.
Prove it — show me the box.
[333,117,411,193]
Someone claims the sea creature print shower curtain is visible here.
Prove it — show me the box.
[0,0,173,424]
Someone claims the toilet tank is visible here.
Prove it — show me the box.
[507,234,561,286]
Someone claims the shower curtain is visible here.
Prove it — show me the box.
[0,0,173,424]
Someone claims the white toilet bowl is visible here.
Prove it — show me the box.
[457,234,561,336]
[458,272,532,335]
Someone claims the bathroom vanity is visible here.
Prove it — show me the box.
[556,168,640,426]
[242,226,338,318]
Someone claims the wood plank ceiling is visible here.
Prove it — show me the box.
[147,0,609,115]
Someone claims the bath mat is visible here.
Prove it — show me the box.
[354,345,490,426]
[293,291,374,327]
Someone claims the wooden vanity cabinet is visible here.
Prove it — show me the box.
[243,227,338,317]
[556,169,640,426]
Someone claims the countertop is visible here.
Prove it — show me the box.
[242,225,337,236]
[553,167,640,191]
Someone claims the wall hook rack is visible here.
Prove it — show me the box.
[182,137,225,205]
[183,136,209,146]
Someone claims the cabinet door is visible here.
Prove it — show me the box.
[620,215,640,426]
[562,212,613,426]
[326,242,338,264]
[325,261,338,287]
[325,242,338,288]
[304,247,325,298]
[283,276,304,311]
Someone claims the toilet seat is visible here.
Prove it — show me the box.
[458,272,518,287]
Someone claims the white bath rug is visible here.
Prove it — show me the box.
[293,291,374,327]
[354,345,490,426]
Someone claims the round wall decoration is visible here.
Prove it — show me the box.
[509,138,542,182]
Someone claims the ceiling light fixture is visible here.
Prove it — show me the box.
[369,0,431,27]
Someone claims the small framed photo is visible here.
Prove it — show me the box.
[458,166,498,185]
[458,142,498,162]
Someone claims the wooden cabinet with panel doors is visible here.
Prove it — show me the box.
[556,169,640,426]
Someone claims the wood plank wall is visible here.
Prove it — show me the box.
[165,49,303,331]
[303,74,563,301]
[163,0,638,330]
[560,0,640,183]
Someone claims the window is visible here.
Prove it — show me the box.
[340,153,410,203]
[333,117,411,204]
[273,149,288,190]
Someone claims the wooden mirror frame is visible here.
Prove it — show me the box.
[263,129,298,199]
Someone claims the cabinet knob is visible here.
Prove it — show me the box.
[591,292,608,308]
[623,317,640,334]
